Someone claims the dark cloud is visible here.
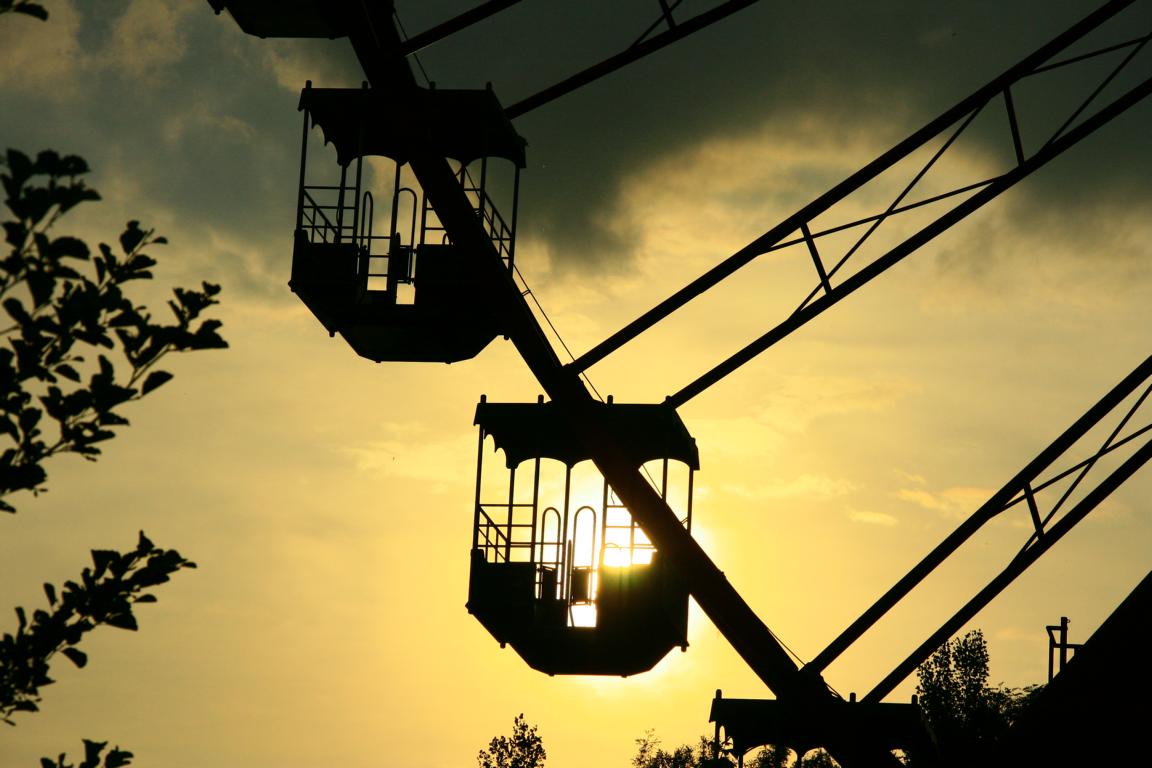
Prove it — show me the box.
[7,1,1146,293]
[402,0,1151,272]
[5,1,369,295]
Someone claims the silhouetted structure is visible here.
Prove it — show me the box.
[709,690,933,767]
[468,397,696,675]
[1044,616,1083,682]
[990,570,1152,767]
[292,81,524,362]
[206,1,1152,765]
[206,0,341,38]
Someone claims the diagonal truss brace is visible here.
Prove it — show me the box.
[505,0,760,118]
[867,432,1152,703]
[801,354,1152,693]
[668,51,1152,407]
[397,0,525,56]
[568,0,1151,407]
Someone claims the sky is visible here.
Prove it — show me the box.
[1,1,1150,766]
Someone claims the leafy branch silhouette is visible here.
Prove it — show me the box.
[1,148,227,512]
[39,738,134,768]
[0,1,48,21]
[1,6,218,768]
[0,531,196,726]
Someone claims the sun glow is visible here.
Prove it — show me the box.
[570,603,598,628]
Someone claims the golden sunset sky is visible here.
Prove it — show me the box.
[2,1,1150,767]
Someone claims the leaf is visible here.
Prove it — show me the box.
[0,460,47,496]
[91,549,117,577]
[97,411,129,427]
[3,219,25,247]
[56,364,81,382]
[45,235,90,261]
[5,149,31,185]
[126,253,156,272]
[60,647,87,668]
[104,612,138,631]
[136,530,153,553]
[0,416,18,440]
[140,370,173,396]
[133,594,157,603]
[43,582,56,605]
[106,748,134,768]
[191,320,228,349]
[82,739,107,768]
[32,149,61,173]
[3,297,31,325]
[18,406,41,434]
[15,3,50,21]
[118,221,146,255]
[27,270,55,307]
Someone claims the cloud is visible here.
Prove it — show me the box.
[98,0,196,83]
[0,1,198,95]
[847,508,899,527]
[339,421,472,490]
[260,36,364,93]
[613,113,889,274]
[753,372,911,436]
[0,0,83,94]
[718,473,855,501]
[418,0,1151,275]
[895,484,994,518]
[686,371,911,475]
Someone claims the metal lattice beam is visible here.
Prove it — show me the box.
[504,0,761,118]
[568,0,1148,397]
[807,355,1152,679]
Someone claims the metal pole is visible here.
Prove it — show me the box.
[296,82,311,231]
[473,401,486,552]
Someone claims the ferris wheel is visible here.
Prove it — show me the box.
[207,1,1152,765]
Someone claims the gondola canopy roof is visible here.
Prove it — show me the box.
[208,0,344,39]
[299,85,527,168]
[475,400,699,470]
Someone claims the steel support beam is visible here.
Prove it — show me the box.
[668,66,1152,407]
[568,0,1138,377]
[398,0,524,56]
[865,435,1152,703]
[504,0,760,118]
[807,355,1152,676]
[328,0,821,705]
